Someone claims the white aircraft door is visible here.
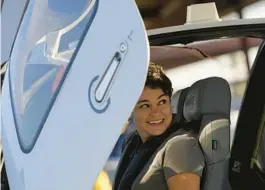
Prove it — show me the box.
[1,0,149,189]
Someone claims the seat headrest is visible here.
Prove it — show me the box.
[183,77,231,121]
[171,87,189,122]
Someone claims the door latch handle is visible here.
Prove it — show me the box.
[88,41,128,113]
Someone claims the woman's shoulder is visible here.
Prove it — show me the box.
[162,130,205,177]
[164,130,201,151]
[167,129,197,141]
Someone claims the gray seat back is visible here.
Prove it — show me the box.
[171,87,189,123]
[183,77,232,190]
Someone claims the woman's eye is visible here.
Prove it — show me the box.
[159,99,167,105]
[139,104,149,108]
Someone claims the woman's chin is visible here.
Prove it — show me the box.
[148,125,168,136]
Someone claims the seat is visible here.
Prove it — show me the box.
[171,87,190,123]
[182,77,232,190]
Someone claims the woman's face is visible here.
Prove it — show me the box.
[132,87,172,142]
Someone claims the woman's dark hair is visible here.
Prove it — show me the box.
[145,62,173,98]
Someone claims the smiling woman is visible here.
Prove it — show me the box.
[113,62,205,190]
[133,87,172,141]
[132,62,173,142]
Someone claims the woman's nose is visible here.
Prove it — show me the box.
[149,106,160,116]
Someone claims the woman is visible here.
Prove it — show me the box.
[113,62,205,190]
